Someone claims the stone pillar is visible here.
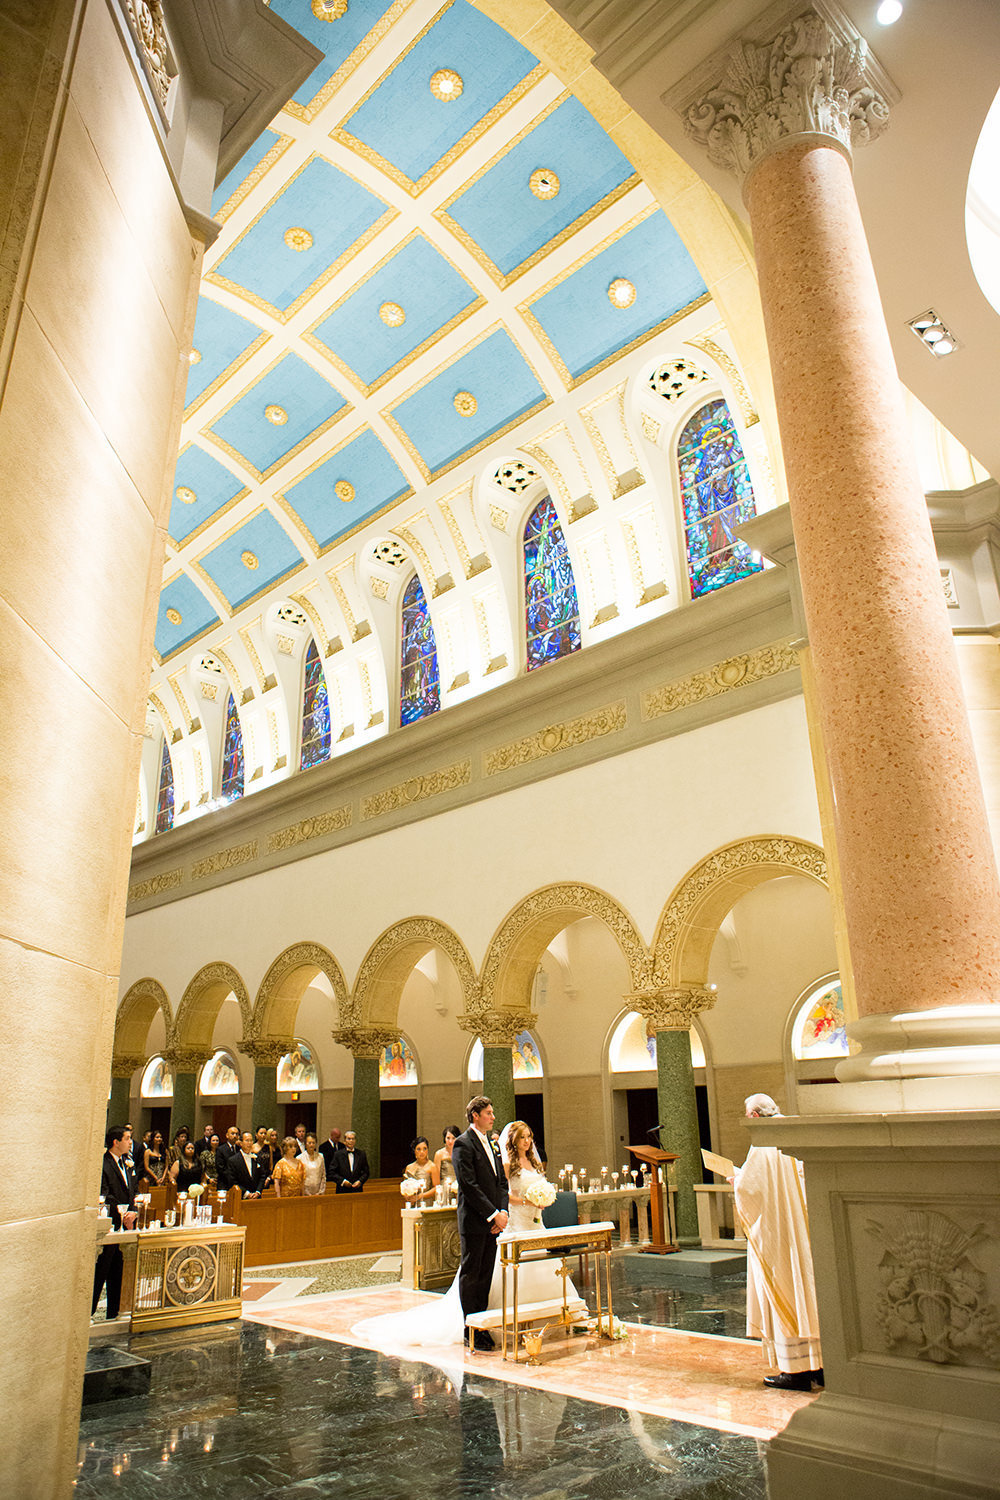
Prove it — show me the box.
[239,1040,290,1133]
[164,1050,209,1142]
[631,988,716,1241]
[459,1012,532,1133]
[333,1028,397,1177]
[680,9,1000,1080]
[107,1055,144,1130]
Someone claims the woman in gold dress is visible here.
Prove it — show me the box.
[401,1136,437,1204]
[433,1125,461,1195]
[272,1137,306,1198]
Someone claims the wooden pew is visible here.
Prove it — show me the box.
[224,1179,403,1267]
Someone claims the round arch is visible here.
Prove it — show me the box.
[479,883,652,1016]
[652,836,828,986]
[115,977,173,1057]
[253,942,350,1039]
[350,918,478,1030]
[173,961,252,1051]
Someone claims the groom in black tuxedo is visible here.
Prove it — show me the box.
[452,1095,508,1350]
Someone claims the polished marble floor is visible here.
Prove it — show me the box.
[76,1320,770,1498]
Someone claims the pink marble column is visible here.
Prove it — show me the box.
[743,138,1000,1020]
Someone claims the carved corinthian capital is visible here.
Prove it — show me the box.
[111,1053,146,1079]
[162,1046,213,1073]
[332,1027,399,1060]
[681,6,893,182]
[457,1011,535,1047]
[239,1039,292,1068]
[628,986,717,1033]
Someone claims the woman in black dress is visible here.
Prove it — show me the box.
[142,1130,166,1186]
[170,1140,204,1193]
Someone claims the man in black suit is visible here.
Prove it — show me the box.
[331,1131,369,1193]
[93,1124,138,1319]
[452,1095,508,1350]
[227,1131,264,1197]
[319,1127,343,1180]
[215,1125,240,1189]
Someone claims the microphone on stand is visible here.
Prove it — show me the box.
[647,1123,665,1145]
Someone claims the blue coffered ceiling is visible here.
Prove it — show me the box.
[157,0,715,662]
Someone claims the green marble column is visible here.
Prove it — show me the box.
[351,1056,381,1176]
[483,1046,515,1131]
[107,1075,131,1130]
[251,1064,278,1132]
[655,1029,702,1241]
[169,1071,198,1143]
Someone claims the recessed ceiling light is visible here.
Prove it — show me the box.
[430,69,463,101]
[379,301,406,326]
[876,0,903,24]
[530,168,560,200]
[265,404,289,424]
[284,226,313,252]
[908,309,959,357]
[608,277,636,308]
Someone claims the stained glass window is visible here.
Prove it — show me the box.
[677,398,762,597]
[300,638,331,769]
[221,692,244,800]
[154,739,174,834]
[523,494,581,670]
[400,573,440,726]
[791,978,849,1060]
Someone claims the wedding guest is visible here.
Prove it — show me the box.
[253,1126,268,1153]
[434,1126,461,1193]
[319,1127,343,1179]
[293,1123,310,1154]
[215,1125,240,1188]
[228,1130,264,1198]
[170,1139,204,1193]
[93,1126,138,1320]
[256,1130,279,1182]
[402,1136,436,1204]
[273,1137,305,1198]
[195,1124,215,1155]
[300,1133,326,1196]
[331,1131,369,1194]
[142,1131,166,1186]
[200,1132,220,1188]
[167,1126,189,1169]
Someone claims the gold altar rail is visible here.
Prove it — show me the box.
[497,1221,616,1362]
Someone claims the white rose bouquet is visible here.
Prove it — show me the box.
[400,1177,423,1200]
[187,1182,204,1199]
[523,1177,557,1225]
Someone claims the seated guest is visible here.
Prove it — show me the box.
[141,1131,166,1187]
[228,1131,264,1198]
[170,1140,204,1193]
[272,1137,305,1198]
[319,1127,343,1179]
[401,1136,436,1203]
[332,1131,369,1194]
[300,1133,326,1196]
[434,1126,461,1193]
[93,1125,138,1320]
[200,1133,220,1188]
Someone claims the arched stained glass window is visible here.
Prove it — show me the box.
[300,638,331,769]
[221,692,244,800]
[400,573,440,726]
[523,494,581,670]
[677,398,763,597]
[154,739,174,834]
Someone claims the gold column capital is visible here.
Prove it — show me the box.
[627,986,717,1033]
[110,1053,146,1079]
[332,1026,398,1060]
[456,1010,535,1046]
[238,1038,292,1068]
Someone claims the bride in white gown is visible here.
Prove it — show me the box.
[352,1121,581,1350]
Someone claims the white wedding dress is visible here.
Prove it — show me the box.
[352,1167,580,1351]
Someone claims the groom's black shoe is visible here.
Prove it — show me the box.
[465,1329,495,1352]
[763,1371,813,1391]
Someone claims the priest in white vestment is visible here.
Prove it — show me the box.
[732,1093,823,1391]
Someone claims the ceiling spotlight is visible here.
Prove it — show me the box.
[908,309,959,357]
[876,0,903,23]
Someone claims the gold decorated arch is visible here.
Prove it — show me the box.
[652,836,828,987]
[173,961,252,1051]
[479,882,652,1017]
[252,941,349,1039]
[114,977,173,1058]
[350,918,478,1030]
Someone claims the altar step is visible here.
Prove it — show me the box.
[623,1248,746,1281]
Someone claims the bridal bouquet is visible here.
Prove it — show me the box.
[524,1178,557,1225]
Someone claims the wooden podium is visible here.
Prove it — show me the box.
[628,1146,679,1253]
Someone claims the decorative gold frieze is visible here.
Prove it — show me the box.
[362,760,471,821]
[489,505,509,531]
[485,701,627,777]
[122,1,174,107]
[191,841,259,881]
[267,806,353,853]
[641,643,798,721]
[370,575,390,600]
[686,330,758,426]
[128,868,183,903]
